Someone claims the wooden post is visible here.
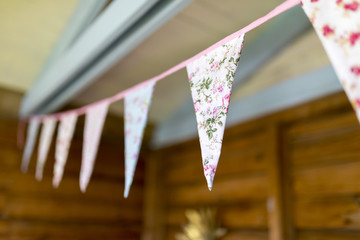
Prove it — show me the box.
[266,124,294,240]
[142,150,165,240]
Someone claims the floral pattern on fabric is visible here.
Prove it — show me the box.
[186,34,245,191]
[301,0,360,120]
[21,118,40,173]
[36,117,56,181]
[53,113,77,188]
[124,82,155,198]
[80,102,109,192]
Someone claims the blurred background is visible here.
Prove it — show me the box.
[1,0,360,239]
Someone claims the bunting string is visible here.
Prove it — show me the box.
[17,0,360,195]
[23,0,300,122]
[18,0,329,194]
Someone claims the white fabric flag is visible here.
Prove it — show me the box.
[301,0,360,120]
[80,102,109,192]
[21,118,40,173]
[36,117,56,181]
[53,113,77,188]
[186,34,245,190]
[124,82,155,198]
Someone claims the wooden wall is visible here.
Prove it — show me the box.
[3,88,360,240]
[143,91,360,240]
[0,88,146,240]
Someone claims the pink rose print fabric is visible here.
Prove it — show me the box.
[80,102,109,192]
[53,113,77,188]
[21,118,40,173]
[124,82,155,198]
[301,0,360,120]
[36,117,56,181]
[186,34,245,190]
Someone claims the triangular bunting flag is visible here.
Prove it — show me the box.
[21,118,40,173]
[301,0,360,120]
[36,117,56,181]
[53,113,77,188]
[124,82,155,198]
[80,102,109,192]
[186,34,245,190]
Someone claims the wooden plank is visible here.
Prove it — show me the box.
[293,161,360,197]
[168,174,268,206]
[286,112,360,167]
[0,94,146,239]
[166,228,268,240]
[296,230,360,240]
[0,220,141,240]
[0,170,143,204]
[0,145,21,169]
[266,125,290,240]
[164,147,267,185]
[142,151,166,240]
[166,202,268,228]
[294,197,360,229]
[162,128,268,185]
[286,111,358,142]
[222,231,268,240]
[0,195,142,222]
[0,119,18,146]
[6,138,144,183]
[288,130,360,168]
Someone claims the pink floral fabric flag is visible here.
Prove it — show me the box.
[301,0,360,119]
[53,113,77,188]
[186,34,245,191]
[80,102,109,192]
[36,117,56,181]
[21,118,40,173]
[124,82,155,198]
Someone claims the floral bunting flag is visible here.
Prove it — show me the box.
[53,113,77,188]
[124,82,155,198]
[301,0,360,120]
[186,34,245,191]
[36,117,56,181]
[21,118,40,173]
[80,102,109,192]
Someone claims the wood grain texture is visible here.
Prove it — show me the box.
[296,230,360,240]
[294,197,360,229]
[0,95,146,239]
[166,202,268,228]
[149,91,360,240]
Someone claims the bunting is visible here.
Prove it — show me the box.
[301,0,360,120]
[186,34,245,190]
[80,101,109,192]
[21,118,40,173]
[53,113,77,188]
[20,0,360,194]
[36,117,56,181]
[124,82,155,198]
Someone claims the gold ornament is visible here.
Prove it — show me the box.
[175,208,226,240]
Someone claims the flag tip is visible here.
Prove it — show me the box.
[206,176,214,191]
[124,186,130,198]
[20,165,27,173]
[80,183,87,193]
[52,180,59,189]
[35,172,42,182]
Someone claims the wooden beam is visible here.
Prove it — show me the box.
[20,0,194,117]
[266,124,294,240]
[142,151,166,240]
